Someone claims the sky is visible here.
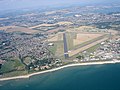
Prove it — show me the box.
[0,0,120,11]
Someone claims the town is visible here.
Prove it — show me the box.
[76,37,120,62]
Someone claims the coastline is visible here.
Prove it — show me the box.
[0,60,120,81]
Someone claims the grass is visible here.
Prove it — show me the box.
[85,43,101,53]
[1,71,28,78]
[70,43,101,59]
[66,32,74,50]
[56,41,64,56]
[24,57,32,65]
[48,41,64,56]
[0,58,25,73]
[71,34,108,51]
[48,43,57,55]
[0,60,15,73]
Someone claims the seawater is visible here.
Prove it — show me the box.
[0,63,120,90]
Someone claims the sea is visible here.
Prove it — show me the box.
[0,63,120,90]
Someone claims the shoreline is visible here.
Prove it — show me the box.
[0,60,120,81]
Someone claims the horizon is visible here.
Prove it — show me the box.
[0,0,120,11]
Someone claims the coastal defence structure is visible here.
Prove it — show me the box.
[63,33,69,59]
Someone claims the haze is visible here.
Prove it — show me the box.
[0,0,120,11]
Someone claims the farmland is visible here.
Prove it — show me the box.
[0,26,39,34]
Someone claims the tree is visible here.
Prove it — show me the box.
[76,55,84,60]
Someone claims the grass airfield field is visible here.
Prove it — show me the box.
[47,26,110,58]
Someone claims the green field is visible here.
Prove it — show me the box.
[48,41,64,56]
[85,43,101,53]
[66,32,76,50]
[48,42,57,55]
[1,71,28,78]
[70,43,101,59]
[0,58,25,73]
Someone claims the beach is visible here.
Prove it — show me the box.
[0,60,120,81]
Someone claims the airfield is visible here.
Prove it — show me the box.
[0,22,117,60]
[47,25,117,59]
